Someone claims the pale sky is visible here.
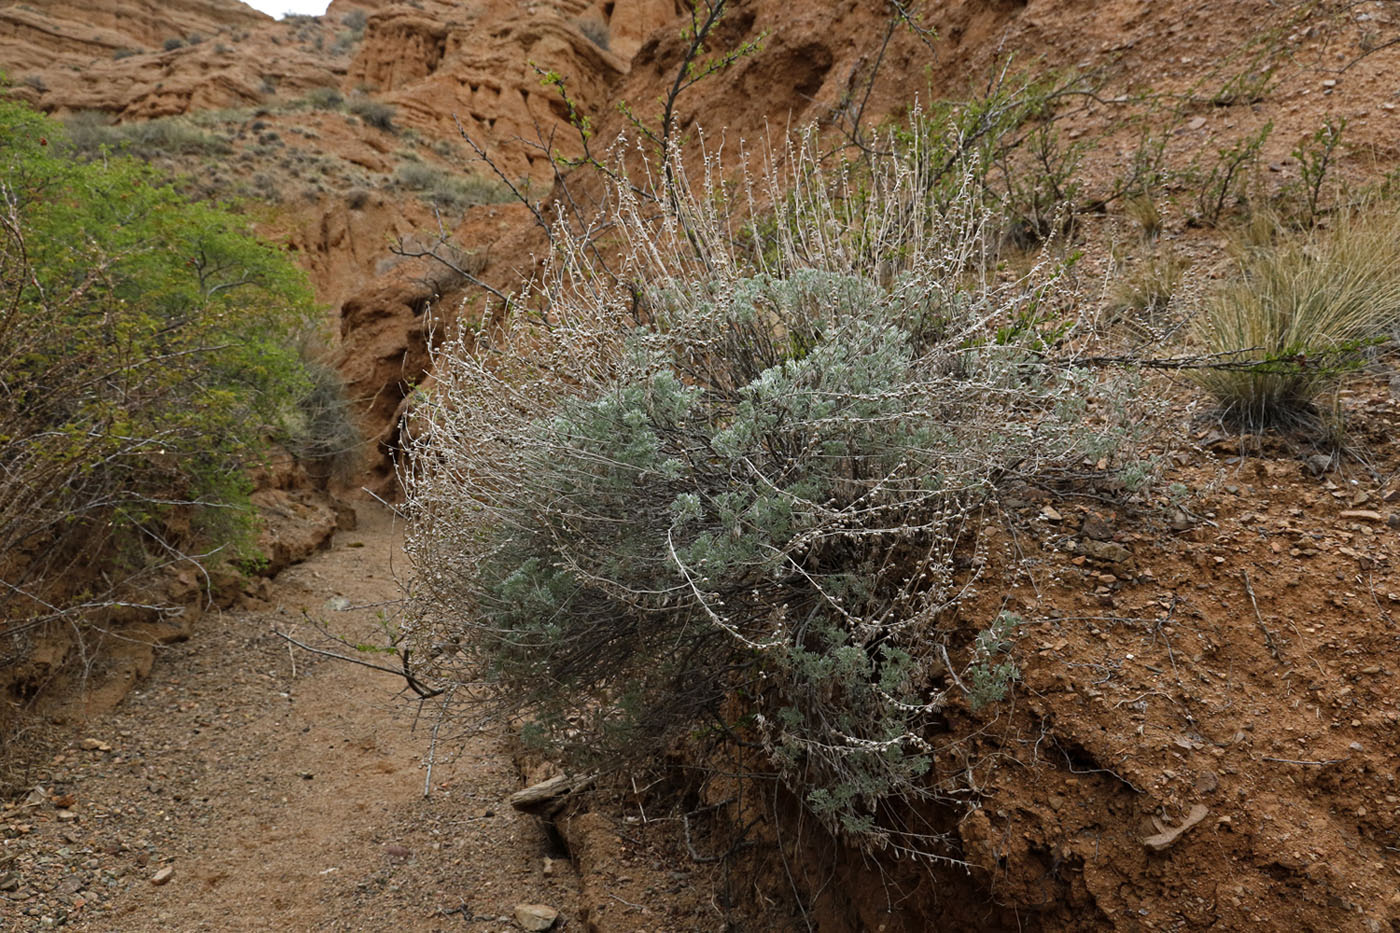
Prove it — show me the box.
[242,0,331,17]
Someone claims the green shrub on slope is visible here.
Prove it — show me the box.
[0,99,320,632]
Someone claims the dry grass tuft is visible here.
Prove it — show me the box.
[1192,208,1400,429]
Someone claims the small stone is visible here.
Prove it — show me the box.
[1041,506,1063,522]
[1080,539,1131,563]
[150,867,174,886]
[542,856,555,876]
[514,903,559,931]
[79,739,111,753]
[1340,509,1382,522]
[1322,78,1337,88]
[55,810,78,823]
[1081,513,1114,541]
[1194,770,1219,794]
[1188,116,1206,130]
[326,596,352,612]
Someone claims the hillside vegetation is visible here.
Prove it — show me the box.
[0,98,340,729]
[4,0,1400,930]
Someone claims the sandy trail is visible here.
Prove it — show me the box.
[3,503,579,932]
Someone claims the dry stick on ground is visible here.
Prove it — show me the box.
[1242,570,1283,662]
[275,620,443,698]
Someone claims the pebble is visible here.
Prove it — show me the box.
[150,866,174,886]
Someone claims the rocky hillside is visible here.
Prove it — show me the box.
[5,0,1400,930]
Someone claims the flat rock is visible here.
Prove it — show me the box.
[514,903,558,931]
[1143,804,1208,852]
[1080,539,1131,563]
[1081,513,1115,541]
[150,866,174,886]
[509,773,594,817]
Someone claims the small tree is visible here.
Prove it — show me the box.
[0,99,323,648]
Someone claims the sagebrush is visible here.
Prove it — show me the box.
[403,120,1146,857]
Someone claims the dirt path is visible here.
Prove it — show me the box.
[2,503,580,932]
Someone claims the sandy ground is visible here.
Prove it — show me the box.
[1,503,581,932]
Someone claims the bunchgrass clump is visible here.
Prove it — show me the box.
[1192,208,1400,429]
[402,121,1146,857]
[348,98,395,132]
[393,161,511,210]
[63,111,229,159]
[1107,250,1186,321]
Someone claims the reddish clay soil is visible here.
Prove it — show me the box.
[7,0,1400,930]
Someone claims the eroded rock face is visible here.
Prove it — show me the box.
[347,1,631,184]
[0,0,267,74]
[3,4,342,119]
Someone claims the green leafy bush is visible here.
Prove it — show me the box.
[1192,208,1400,429]
[403,122,1144,856]
[0,100,321,637]
[341,9,368,33]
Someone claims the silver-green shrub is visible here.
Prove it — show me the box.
[402,120,1144,857]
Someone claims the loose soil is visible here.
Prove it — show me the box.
[0,504,586,931]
